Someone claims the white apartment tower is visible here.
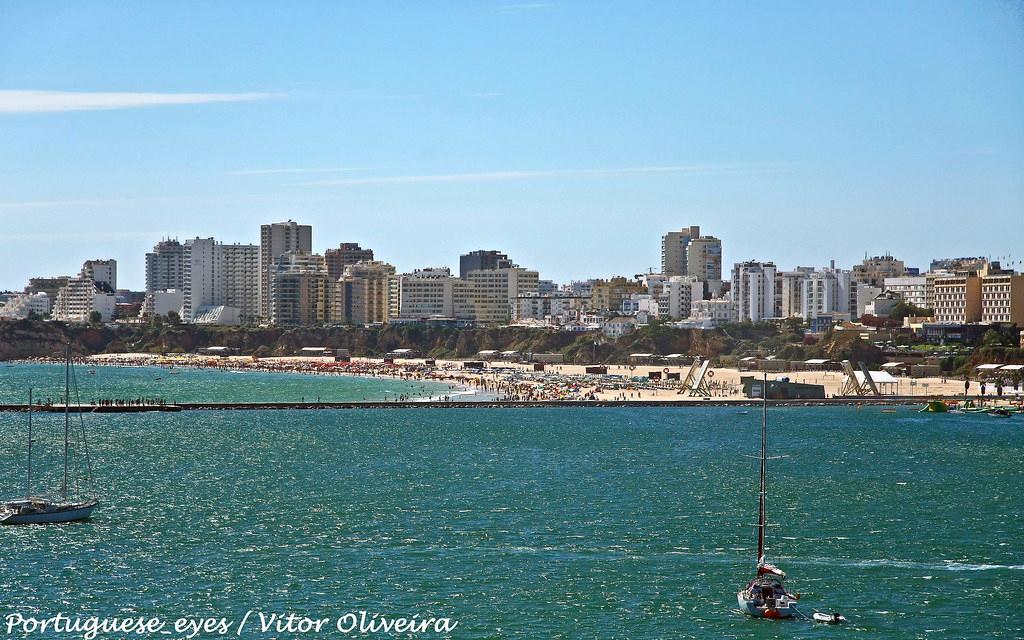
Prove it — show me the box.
[776,267,815,318]
[182,238,218,322]
[731,261,778,322]
[220,243,260,322]
[395,268,464,320]
[81,259,117,290]
[181,238,259,323]
[800,268,852,320]
[883,276,928,309]
[145,239,185,294]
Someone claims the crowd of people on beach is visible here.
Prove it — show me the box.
[20,353,736,403]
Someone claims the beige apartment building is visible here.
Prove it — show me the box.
[980,273,1024,324]
[590,277,646,313]
[661,226,701,276]
[270,251,332,326]
[933,266,1023,325]
[465,267,539,324]
[933,273,982,323]
[334,261,395,325]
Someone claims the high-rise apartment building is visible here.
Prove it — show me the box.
[182,238,218,322]
[395,268,467,320]
[459,250,513,279]
[220,243,260,322]
[731,261,777,322]
[270,251,333,326]
[181,238,259,323]
[800,268,852,320]
[51,259,119,322]
[980,272,1024,325]
[145,239,184,293]
[52,258,119,322]
[776,267,816,318]
[324,243,374,281]
[933,272,983,323]
[465,267,540,324]
[686,234,723,294]
[661,226,701,276]
[259,220,312,320]
[81,259,117,290]
[335,261,395,325]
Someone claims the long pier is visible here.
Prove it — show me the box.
[0,396,985,412]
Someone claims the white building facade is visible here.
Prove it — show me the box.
[731,261,777,322]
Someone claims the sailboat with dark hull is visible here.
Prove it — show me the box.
[2,347,98,525]
[737,375,800,618]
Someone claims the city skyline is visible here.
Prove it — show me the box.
[2,1,1023,290]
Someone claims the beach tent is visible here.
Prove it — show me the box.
[843,370,900,395]
[976,363,1003,378]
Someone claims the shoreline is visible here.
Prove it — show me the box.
[7,356,488,404]
[6,354,1022,408]
[0,396,1012,412]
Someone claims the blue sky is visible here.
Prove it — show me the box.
[1,1,1022,290]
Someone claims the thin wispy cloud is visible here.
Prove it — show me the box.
[297,163,784,186]
[0,192,312,211]
[0,90,281,114]
[229,167,372,176]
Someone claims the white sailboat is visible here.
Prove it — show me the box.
[737,374,800,618]
[2,346,98,525]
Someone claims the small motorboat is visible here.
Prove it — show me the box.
[812,612,846,625]
[920,400,948,413]
[989,408,1013,418]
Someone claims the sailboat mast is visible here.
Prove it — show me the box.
[63,345,70,502]
[757,373,767,565]
[26,388,33,500]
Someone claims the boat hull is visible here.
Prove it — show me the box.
[1,501,97,525]
[737,592,799,619]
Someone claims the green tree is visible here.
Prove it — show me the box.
[981,329,1010,348]
[889,301,933,321]
[165,310,181,325]
[88,310,102,324]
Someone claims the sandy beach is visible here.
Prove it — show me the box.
[67,352,1023,405]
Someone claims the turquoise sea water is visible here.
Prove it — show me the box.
[0,363,461,404]
[1,365,1022,639]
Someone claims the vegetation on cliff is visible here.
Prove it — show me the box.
[0,318,892,366]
